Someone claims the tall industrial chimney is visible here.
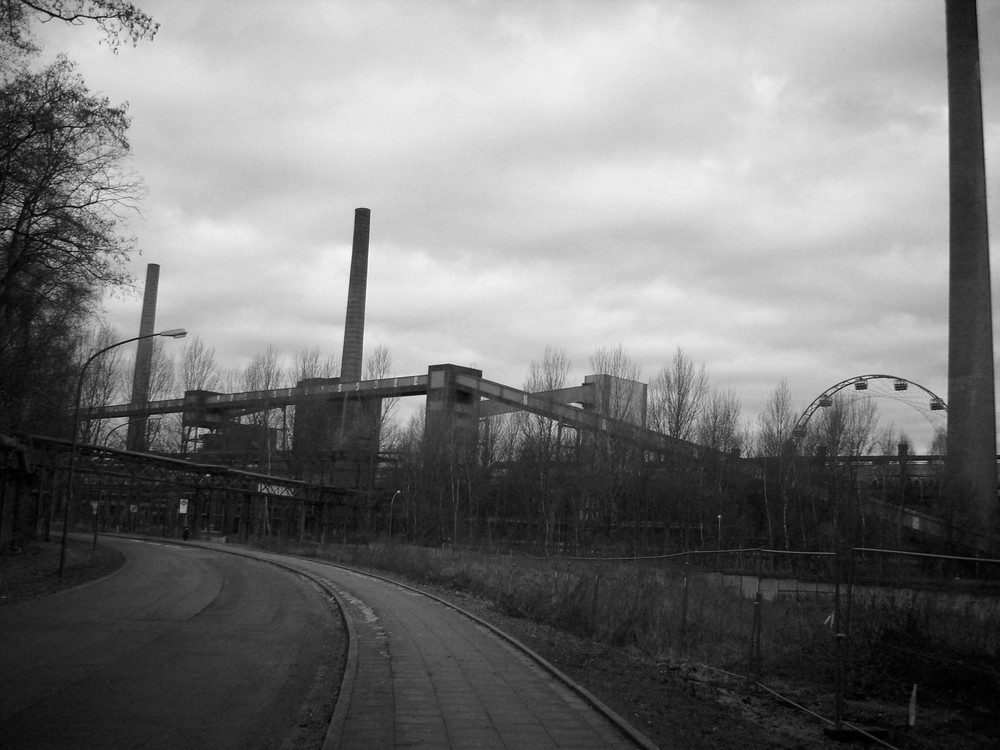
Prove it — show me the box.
[127,263,159,452]
[945,0,996,534]
[341,208,370,382]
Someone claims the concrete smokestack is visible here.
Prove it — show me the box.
[945,0,996,533]
[127,263,159,452]
[341,208,370,382]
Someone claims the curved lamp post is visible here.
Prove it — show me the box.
[60,328,187,576]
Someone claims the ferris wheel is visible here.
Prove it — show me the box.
[792,374,947,441]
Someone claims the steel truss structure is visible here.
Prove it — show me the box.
[4,434,354,545]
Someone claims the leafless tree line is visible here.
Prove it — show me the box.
[382,343,937,552]
[75,322,946,552]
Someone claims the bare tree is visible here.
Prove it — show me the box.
[931,427,947,455]
[365,344,392,380]
[513,345,573,548]
[242,345,284,393]
[1,0,157,58]
[757,381,795,457]
[756,380,795,548]
[217,365,242,395]
[0,0,156,433]
[692,388,744,548]
[872,425,908,456]
[181,336,219,392]
[388,409,425,539]
[292,347,338,382]
[698,388,743,456]
[584,344,644,542]
[808,394,880,546]
[528,345,572,392]
[284,346,338,463]
[144,339,175,399]
[142,338,178,450]
[76,323,124,443]
[239,345,286,462]
[588,343,642,422]
[482,412,518,466]
[518,345,572,458]
[649,347,709,441]
[175,343,225,455]
[0,56,141,433]
[813,394,879,458]
[363,343,397,447]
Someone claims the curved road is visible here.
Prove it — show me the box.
[1,538,652,750]
[0,537,338,750]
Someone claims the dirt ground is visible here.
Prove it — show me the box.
[3,540,995,750]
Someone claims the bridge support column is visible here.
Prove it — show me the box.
[424,365,482,539]
[425,365,482,455]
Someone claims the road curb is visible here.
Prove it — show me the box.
[320,583,359,750]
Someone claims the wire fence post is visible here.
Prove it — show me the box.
[845,546,856,690]
[679,552,691,653]
[833,544,845,731]
[747,547,764,684]
[747,590,762,686]
[590,562,601,633]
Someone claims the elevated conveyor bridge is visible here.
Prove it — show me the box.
[80,364,703,460]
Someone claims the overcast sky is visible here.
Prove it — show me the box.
[37,1,1000,450]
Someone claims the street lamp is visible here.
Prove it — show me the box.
[388,489,401,540]
[60,328,187,576]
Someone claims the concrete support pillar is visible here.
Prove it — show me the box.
[127,264,160,452]
[425,364,483,466]
[945,0,997,534]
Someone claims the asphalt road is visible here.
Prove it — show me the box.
[0,537,338,750]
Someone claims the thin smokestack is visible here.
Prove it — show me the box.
[341,208,370,382]
[945,0,996,532]
[127,263,160,452]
